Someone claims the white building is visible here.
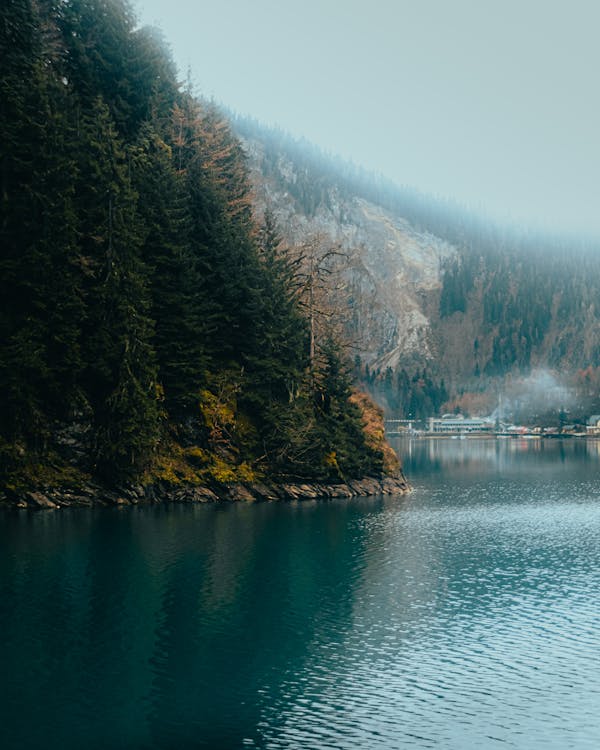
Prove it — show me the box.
[428,414,494,434]
[586,415,600,435]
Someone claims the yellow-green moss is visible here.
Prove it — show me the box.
[142,441,203,485]
[323,451,339,469]
[2,452,91,494]
[207,457,257,484]
[143,439,259,487]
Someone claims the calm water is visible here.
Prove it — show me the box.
[1,438,600,749]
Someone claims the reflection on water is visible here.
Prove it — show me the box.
[396,435,600,482]
[1,439,600,749]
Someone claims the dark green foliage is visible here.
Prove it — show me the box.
[439,255,476,317]
[363,363,439,421]
[131,123,208,416]
[1,0,385,489]
[238,212,309,447]
[260,338,384,481]
[311,339,381,479]
[376,367,448,421]
[0,0,84,442]
[57,0,165,138]
[436,231,600,381]
[72,97,160,479]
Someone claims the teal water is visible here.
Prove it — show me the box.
[1,437,600,749]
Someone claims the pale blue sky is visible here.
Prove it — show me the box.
[135,0,600,236]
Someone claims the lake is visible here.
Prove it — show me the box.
[1,437,600,749]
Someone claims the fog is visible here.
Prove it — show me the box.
[135,0,600,238]
[491,369,577,424]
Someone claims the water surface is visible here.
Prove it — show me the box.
[1,437,599,748]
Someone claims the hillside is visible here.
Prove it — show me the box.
[0,0,403,504]
[233,116,600,421]
[239,125,459,367]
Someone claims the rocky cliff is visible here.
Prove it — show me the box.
[236,117,600,420]
[242,134,456,370]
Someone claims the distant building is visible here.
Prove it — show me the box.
[506,425,529,435]
[586,415,600,435]
[428,414,494,434]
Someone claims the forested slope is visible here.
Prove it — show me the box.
[233,116,600,422]
[0,0,399,502]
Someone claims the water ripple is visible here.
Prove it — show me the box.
[2,442,600,748]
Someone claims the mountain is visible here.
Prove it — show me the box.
[242,130,456,367]
[233,116,600,422]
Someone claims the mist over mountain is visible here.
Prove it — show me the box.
[3,0,599,504]
[232,114,600,423]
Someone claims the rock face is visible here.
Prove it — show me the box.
[241,136,456,370]
[241,125,600,399]
[3,474,410,509]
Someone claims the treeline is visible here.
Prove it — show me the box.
[0,0,393,490]
[438,244,600,378]
[361,365,448,421]
[232,115,600,256]
[233,113,474,228]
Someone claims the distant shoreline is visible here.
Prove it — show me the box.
[387,432,595,439]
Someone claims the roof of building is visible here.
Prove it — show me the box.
[431,417,491,425]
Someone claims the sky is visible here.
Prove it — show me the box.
[135,0,600,237]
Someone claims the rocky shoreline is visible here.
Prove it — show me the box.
[1,474,410,510]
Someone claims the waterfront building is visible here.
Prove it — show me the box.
[586,415,600,435]
[428,414,494,434]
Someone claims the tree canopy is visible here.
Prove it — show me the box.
[0,0,391,491]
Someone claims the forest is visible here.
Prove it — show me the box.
[233,116,600,423]
[0,0,397,499]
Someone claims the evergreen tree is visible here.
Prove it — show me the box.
[76,97,159,478]
[0,0,83,445]
[310,338,380,479]
[131,123,208,416]
[58,0,145,138]
[240,211,310,459]
[1,0,395,491]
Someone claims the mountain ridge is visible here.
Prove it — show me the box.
[234,115,600,421]
[241,129,457,367]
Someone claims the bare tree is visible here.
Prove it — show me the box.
[290,234,354,376]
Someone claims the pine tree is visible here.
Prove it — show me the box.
[310,338,379,480]
[193,106,258,363]
[58,0,144,138]
[0,0,47,442]
[1,0,394,491]
[239,211,310,460]
[76,97,159,479]
[0,0,83,446]
[131,122,209,417]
